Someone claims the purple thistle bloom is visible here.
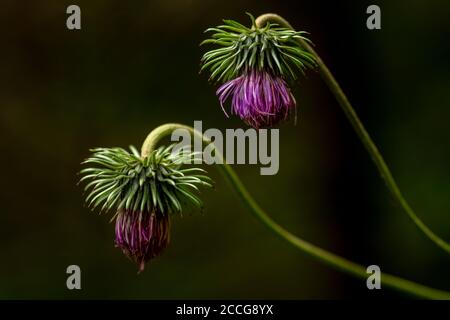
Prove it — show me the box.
[115,209,170,273]
[216,70,296,128]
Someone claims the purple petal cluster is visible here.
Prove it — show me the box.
[216,70,296,128]
[115,210,170,272]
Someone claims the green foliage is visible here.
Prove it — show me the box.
[79,144,213,219]
[200,13,317,83]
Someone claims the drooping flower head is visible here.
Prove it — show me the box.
[115,209,169,272]
[201,13,316,128]
[80,145,212,272]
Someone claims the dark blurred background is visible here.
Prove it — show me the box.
[0,0,449,299]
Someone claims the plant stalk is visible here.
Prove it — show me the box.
[141,123,450,299]
[254,13,450,255]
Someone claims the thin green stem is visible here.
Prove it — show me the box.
[141,123,450,299]
[255,13,450,255]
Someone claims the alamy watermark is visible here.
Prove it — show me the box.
[66,5,81,30]
[66,265,81,290]
[366,265,381,290]
[170,121,279,175]
[366,5,381,30]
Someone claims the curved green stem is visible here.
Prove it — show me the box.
[254,13,450,255]
[141,123,450,299]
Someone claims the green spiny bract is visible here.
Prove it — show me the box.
[200,13,317,83]
[79,144,213,219]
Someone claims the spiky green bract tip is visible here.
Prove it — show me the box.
[79,144,213,219]
[200,13,317,83]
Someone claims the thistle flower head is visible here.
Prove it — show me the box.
[200,13,316,128]
[79,145,212,271]
[115,209,170,272]
[216,69,296,128]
